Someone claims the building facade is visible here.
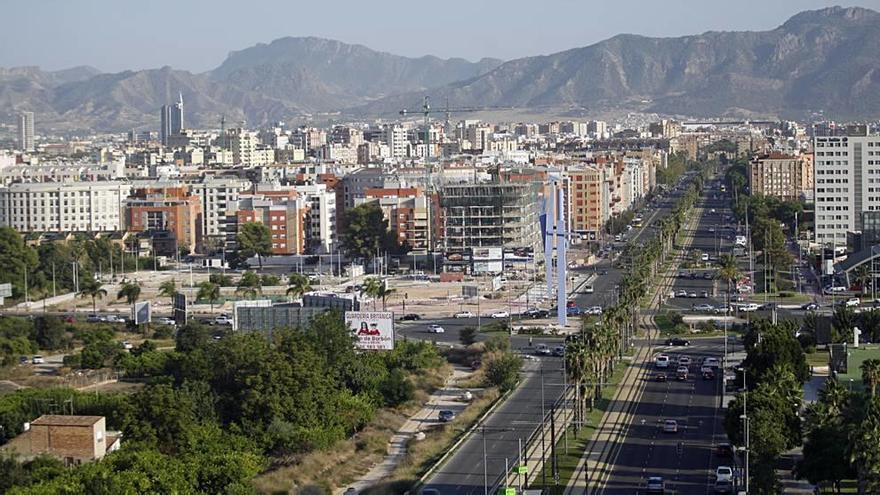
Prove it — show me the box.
[124,186,202,253]
[17,111,35,152]
[441,181,541,251]
[159,95,184,146]
[0,181,131,232]
[749,153,808,201]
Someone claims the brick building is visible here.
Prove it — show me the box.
[124,186,202,254]
[1,415,121,465]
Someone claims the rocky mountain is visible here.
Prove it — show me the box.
[0,38,501,131]
[359,6,880,120]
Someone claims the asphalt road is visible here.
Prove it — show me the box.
[599,337,728,495]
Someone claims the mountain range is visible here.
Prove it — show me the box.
[3,6,880,132]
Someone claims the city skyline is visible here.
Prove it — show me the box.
[2,1,879,73]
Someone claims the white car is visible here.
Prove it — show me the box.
[157,317,176,326]
[535,344,552,356]
[738,303,760,312]
[121,341,133,350]
[679,356,691,366]
[428,324,445,333]
[663,419,679,433]
[213,315,232,325]
[655,355,670,369]
[454,311,475,319]
[31,355,45,364]
[693,304,714,312]
[703,357,720,369]
[105,315,123,323]
[490,311,509,319]
[586,306,603,316]
[715,466,733,482]
[845,297,860,308]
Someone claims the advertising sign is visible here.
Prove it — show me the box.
[173,293,188,326]
[345,311,395,350]
[133,301,151,325]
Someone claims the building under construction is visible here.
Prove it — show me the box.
[440,180,542,252]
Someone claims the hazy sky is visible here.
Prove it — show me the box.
[4,0,880,73]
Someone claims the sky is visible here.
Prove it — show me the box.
[3,0,880,73]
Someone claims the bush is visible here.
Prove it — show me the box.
[459,327,478,346]
[483,352,522,392]
[380,368,414,407]
[152,325,175,340]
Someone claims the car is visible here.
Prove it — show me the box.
[845,297,861,308]
[662,419,679,433]
[428,324,445,333]
[678,271,688,278]
[645,476,666,494]
[824,285,847,294]
[535,344,552,356]
[655,372,667,382]
[701,367,715,380]
[655,355,670,369]
[708,227,715,233]
[802,302,820,311]
[438,410,456,422]
[665,337,690,346]
[157,317,176,325]
[703,357,720,369]
[676,366,689,380]
[583,285,595,294]
[19,356,29,365]
[86,314,101,323]
[105,315,123,323]
[701,253,710,262]
[713,480,733,494]
[600,270,608,275]
[693,303,714,312]
[688,292,698,298]
[552,346,566,357]
[586,306,603,316]
[454,311,475,319]
[678,356,691,366]
[566,306,581,316]
[700,291,709,298]
[667,290,676,299]
[716,443,734,458]
[713,305,731,314]
[213,315,232,326]
[703,272,713,280]
[121,341,133,350]
[31,355,44,364]
[715,466,734,482]
[739,303,760,312]
[490,311,509,319]
[400,314,421,321]
[676,290,688,297]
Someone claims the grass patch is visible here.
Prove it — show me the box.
[838,345,880,393]
[806,351,830,368]
[528,361,629,493]
[654,312,687,335]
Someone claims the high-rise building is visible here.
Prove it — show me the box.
[17,112,34,151]
[749,153,808,201]
[159,94,184,146]
[813,130,880,244]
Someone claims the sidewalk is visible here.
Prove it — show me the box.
[335,367,475,494]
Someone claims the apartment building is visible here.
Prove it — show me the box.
[190,177,252,250]
[17,111,35,152]
[291,183,336,254]
[813,131,880,244]
[358,187,430,253]
[379,125,408,158]
[236,195,309,255]
[124,186,202,254]
[229,128,274,166]
[568,165,609,239]
[749,152,809,201]
[0,181,131,232]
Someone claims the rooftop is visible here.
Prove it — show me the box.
[31,415,103,427]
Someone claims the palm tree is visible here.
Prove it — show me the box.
[853,264,872,295]
[236,271,262,299]
[157,280,178,306]
[360,277,382,310]
[197,281,221,311]
[79,278,107,314]
[286,273,313,301]
[117,281,141,305]
[717,253,741,306]
[862,359,880,397]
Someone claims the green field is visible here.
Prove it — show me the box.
[838,346,880,392]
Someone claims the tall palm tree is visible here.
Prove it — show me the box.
[861,359,880,397]
[117,281,141,305]
[853,263,872,295]
[157,280,178,306]
[360,277,383,310]
[197,281,221,311]
[236,271,261,299]
[286,273,313,301]
[79,278,107,314]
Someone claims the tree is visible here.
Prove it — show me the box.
[716,253,741,298]
[236,271,262,299]
[237,222,272,270]
[459,327,478,346]
[862,359,880,397]
[78,277,107,314]
[196,282,220,311]
[380,368,414,407]
[158,280,178,306]
[853,264,872,295]
[850,396,880,494]
[832,306,857,343]
[117,281,141,305]
[360,277,395,311]
[340,203,393,260]
[286,273,313,301]
[0,227,39,300]
[31,316,67,351]
[483,352,522,392]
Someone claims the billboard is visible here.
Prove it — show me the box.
[345,311,394,350]
[173,293,188,326]
[133,301,151,325]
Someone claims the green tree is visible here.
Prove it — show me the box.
[862,359,880,397]
[459,327,478,346]
[235,271,262,299]
[0,227,39,300]
[340,202,394,260]
[832,306,857,343]
[117,281,141,305]
[196,281,221,310]
[30,316,68,351]
[853,264,873,295]
[158,280,178,306]
[850,396,880,494]
[361,277,395,311]
[380,368,414,407]
[78,277,107,314]
[237,222,272,270]
[286,273,313,300]
[483,352,522,392]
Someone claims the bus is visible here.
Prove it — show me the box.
[633,216,644,228]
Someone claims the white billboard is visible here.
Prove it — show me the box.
[345,311,395,351]
[133,301,151,325]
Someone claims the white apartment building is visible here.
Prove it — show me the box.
[292,183,337,254]
[380,125,408,158]
[229,129,274,167]
[813,133,880,244]
[0,181,131,232]
[191,177,252,246]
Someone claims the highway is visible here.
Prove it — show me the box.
[418,182,691,494]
